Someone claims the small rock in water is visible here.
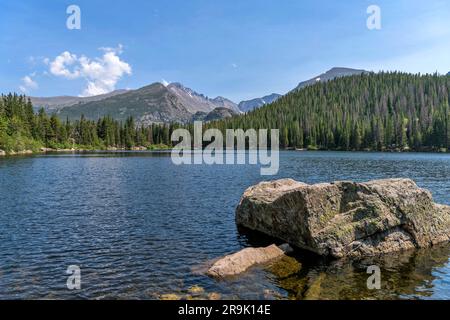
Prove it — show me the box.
[263,289,284,300]
[207,244,286,278]
[207,292,222,300]
[159,293,182,300]
[188,285,205,295]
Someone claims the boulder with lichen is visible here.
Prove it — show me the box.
[236,178,450,259]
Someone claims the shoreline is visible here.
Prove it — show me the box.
[0,145,172,157]
[1,147,449,158]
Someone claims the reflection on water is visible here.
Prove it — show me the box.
[269,243,450,300]
[0,151,450,299]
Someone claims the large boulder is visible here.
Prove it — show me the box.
[0,150,5,156]
[236,178,450,259]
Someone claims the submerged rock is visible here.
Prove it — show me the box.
[236,178,450,259]
[206,244,290,278]
[266,255,302,279]
[303,273,326,300]
[188,285,205,296]
[159,293,182,300]
[207,292,222,300]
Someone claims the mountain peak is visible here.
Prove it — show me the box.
[136,82,169,92]
[167,82,186,90]
[211,96,240,113]
[294,67,367,91]
[238,93,282,112]
[327,67,365,73]
[213,96,230,102]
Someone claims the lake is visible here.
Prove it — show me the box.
[1,151,450,299]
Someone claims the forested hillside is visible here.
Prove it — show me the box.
[212,72,450,151]
[1,72,449,154]
[0,94,175,153]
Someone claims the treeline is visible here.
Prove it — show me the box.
[0,94,176,152]
[211,72,450,151]
[1,72,449,153]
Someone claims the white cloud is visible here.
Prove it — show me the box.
[49,51,81,79]
[19,74,38,93]
[48,45,132,97]
[78,51,132,96]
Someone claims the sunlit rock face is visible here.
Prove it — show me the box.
[206,244,287,278]
[236,178,450,259]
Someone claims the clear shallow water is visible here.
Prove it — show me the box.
[0,151,449,300]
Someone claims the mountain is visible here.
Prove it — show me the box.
[29,90,129,112]
[166,83,240,113]
[217,72,450,152]
[447,72,450,76]
[55,82,239,125]
[205,107,238,121]
[238,93,281,112]
[192,107,239,122]
[236,67,365,112]
[56,83,193,124]
[33,68,366,123]
[294,67,368,91]
[210,96,241,113]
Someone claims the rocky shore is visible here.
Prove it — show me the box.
[0,149,33,156]
[0,146,165,157]
[236,178,450,259]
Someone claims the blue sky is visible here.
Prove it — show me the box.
[0,0,449,102]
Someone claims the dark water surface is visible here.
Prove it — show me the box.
[0,151,449,299]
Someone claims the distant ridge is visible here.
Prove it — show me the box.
[29,90,129,112]
[30,67,371,123]
[166,82,240,114]
[238,93,282,112]
[54,82,240,125]
[192,107,239,122]
[294,67,368,91]
[237,67,367,112]
[218,72,450,152]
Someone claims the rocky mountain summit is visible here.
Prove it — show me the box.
[294,67,367,91]
[236,178,450,259]
[192,107,239,122]
[40,82,240,125]
[238,93,282,112]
